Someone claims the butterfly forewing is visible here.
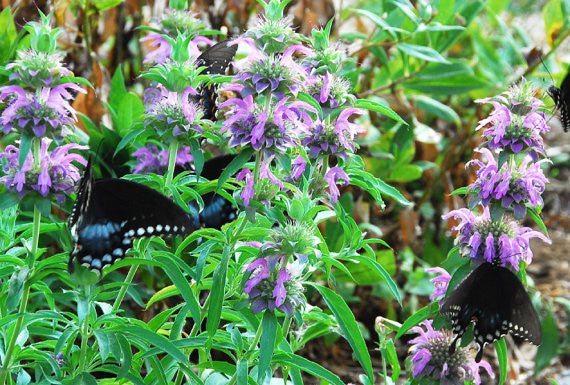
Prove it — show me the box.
[441,263,542,361]
[195,40,238,120]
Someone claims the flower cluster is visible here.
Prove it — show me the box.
[242,222,319,317]
[143,86,201,140]
[0,12,87,206]
[218,2,364,208]
[140,9,211,64]
[442,207,550,269]
[475,81,550,159]
[0,138,87,204]
[408,320,494,385]
[466,148,549,220]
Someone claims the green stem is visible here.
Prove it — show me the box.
[165,141,179,189]
[112,264,139,312]
[77,284,92,374]
[227,322,264,385]
[253,151,262,186]
[0,205,40,384]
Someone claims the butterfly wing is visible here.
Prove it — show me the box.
[195,40,238,120]
[69,155,94,229]
[548,68,570,132]
[70,172,195,272]
[441,263,542,361]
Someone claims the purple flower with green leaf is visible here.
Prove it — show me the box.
[243,256,305,317]
[425,267,451,301]
[233,38,311,98]
[0,84,86,137]
[7,49,71,88]
[220,94,314,155]
[467,148,549,219]
[143,85,201,139]
[0,138,87,203]
[306,72,355,110]
[325,167,349,203]
[132,144,193,174]
[442,207,550,269]
[244,15,306,54]
[301,108,365,159]
[408,320,494,385]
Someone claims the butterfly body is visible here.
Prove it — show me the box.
[195,40,238,120]
[548,68,570,132]
[441,262,542,362]
[69,159,194,272]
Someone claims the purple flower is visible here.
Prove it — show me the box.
[0,138,87,204]
[143,85,201,139]
[467,148,549,219]
[425,267,451,301]
[474,81,550,158]
[237,167,254,207]
[0,84,85,137]
[49,352,65,367]
[442,207,550,269]
[301,108,365,159]
[324,167,349,203]
[243,256,305,317]
[132,144,193,174]
[408,320,494,385]
[220,95,314,155]
[290,155,307,180]
[233,39,311,98]
[260,160,284,190]
[7,49,71,88]
[306,72,355,110]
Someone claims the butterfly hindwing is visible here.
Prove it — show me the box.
[548,68,570,132]
[70,162,194,272]
[441,263,542,361]
[195,40,238,120]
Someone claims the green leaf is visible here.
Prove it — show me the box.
[355,99,407,124]
[120,325,190,367]
[114,128,146,156]
[0,7,18,66]
[527,206,548,237]
[93,329,111,362]
[206,247,230,338]
[397,43,449,63]
[450,186,468,196]
[115,93,144,136]
[415,95,461,125]
[309,283,374,382]
[109,65,127,114]
[216,149,253,191]
[395,303,439,340]
[0,192,19,210]
[258,311,277,384]
[190,139,204,179]
[272,352,344,385]
[535,309,559,374]
[18,134,33,170]
[349,255,401,304]
[404,74,489,95]
[381,339,400,383]
[7,266,29,311]
[494,338,507,385]
[93,0,122,10]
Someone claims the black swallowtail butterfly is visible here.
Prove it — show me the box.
[440,262,542,362]
[69,155,239,272]
[68,156,195,272]
[195,40,238,120]
[547,68,570,132]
